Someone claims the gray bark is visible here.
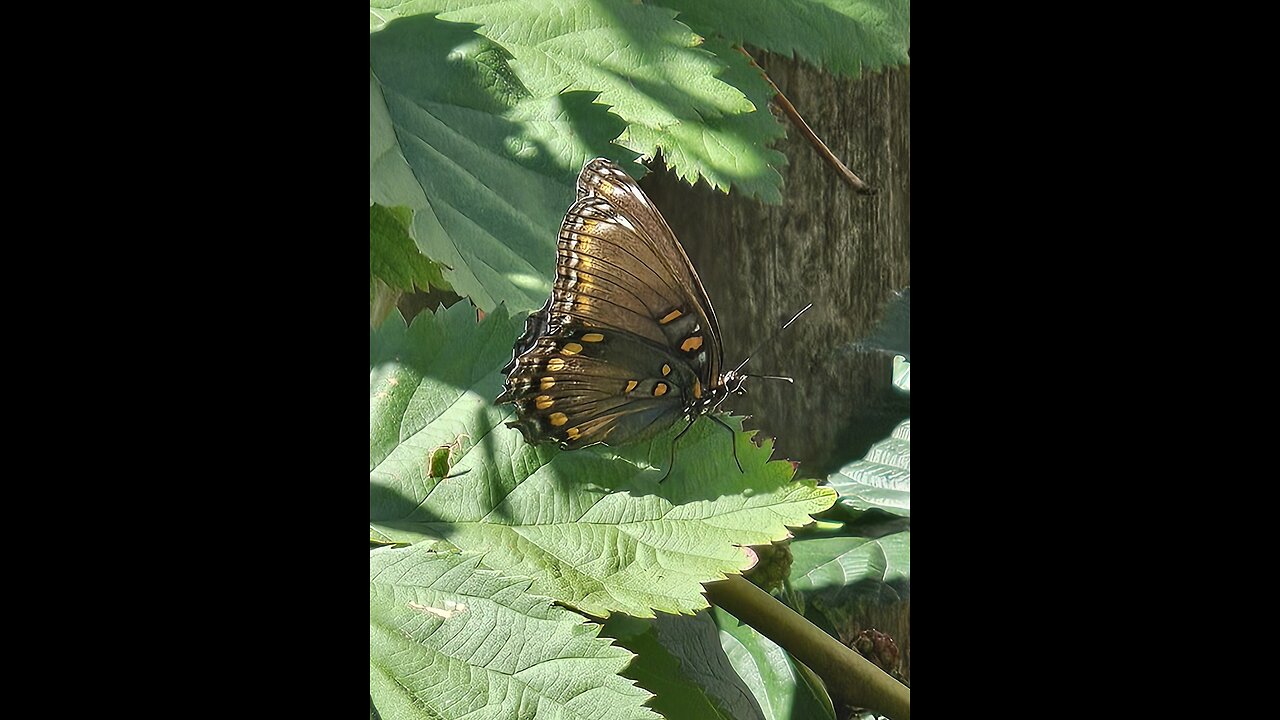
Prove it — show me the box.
[639,56,911,476]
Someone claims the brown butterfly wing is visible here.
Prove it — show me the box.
[498,326,702,450]
[571,158,724,378]
[497,158,721,449]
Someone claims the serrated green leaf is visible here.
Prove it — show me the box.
[662,0,910,77]
[372,0,754,127]
[370,203,451,297]
[827,419,909,517]
[370,545,658,720]
[626,38,787,202]
[372,0,788,200]
[370,14,639,313]
[370,303,836,617]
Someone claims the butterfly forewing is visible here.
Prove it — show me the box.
[569,159,723,378]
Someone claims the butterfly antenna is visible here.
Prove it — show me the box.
[733,303,813,374]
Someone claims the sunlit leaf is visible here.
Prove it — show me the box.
[369,303,836,617]
[370,545,658,720]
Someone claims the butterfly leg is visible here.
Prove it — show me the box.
[658,417,697,483]
[708,414,745,474]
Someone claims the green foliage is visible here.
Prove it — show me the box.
[370,544,658,720]
[370,17,637,313]
[370,203,450,298]
[368,4,911,712]
[743,539,794,593]
[782,358,909,656]
[603,613,755,720]
[603,609,835,720]
[370,303,836,618]
[661,0,911,78]
[626,37,788,202]
[369,0,910,308]
[713,608,837,720]
[827,418,910,517]
[789,532,909,601]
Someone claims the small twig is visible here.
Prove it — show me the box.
[705,575,909,719]
[738,46,876,196]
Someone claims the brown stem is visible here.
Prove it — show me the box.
[705,575,909,719]
[738,46,876,195]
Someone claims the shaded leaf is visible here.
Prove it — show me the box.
[603,609,836,720]
[712,607,837,720]
[789,533,909,598]
[372,0,754,126]
[603,613,759,720]
[827,419,909,517]
[662,0,910,77]
[370,545,657,720]
[370,203,452,297]
[373,0,788,201]
[370,14,637,313]
[369,302,836,617]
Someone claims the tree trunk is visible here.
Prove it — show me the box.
[639,55,911,477]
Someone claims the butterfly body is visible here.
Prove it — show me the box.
[498,158,748,454]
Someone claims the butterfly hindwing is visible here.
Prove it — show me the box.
[499,326,703,449]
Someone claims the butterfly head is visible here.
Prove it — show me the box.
[690,370,747,420]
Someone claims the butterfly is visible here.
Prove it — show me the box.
[496,158,758,477]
